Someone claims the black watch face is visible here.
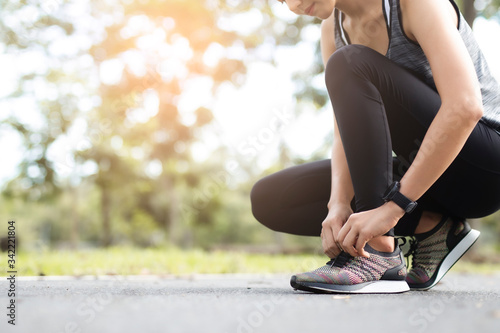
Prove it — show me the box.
[383,182,398,201]
[406,202,418,213]
[383,186,391,200]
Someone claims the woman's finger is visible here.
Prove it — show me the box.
[342,230,360,257]
[338,223,359,257]
[330,224,343,255]
[335,241,343,253]
[355,235,370,258]
[337,222,349,246]
[329,225,344,257]
[321,227,339,258]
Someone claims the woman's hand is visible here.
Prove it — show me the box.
[337,202,405,258]
[321,204,353,258]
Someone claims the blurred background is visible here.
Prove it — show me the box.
[1,0,500,275]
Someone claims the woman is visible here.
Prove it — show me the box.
[251,0,500,293]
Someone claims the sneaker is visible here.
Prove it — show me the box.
[290,242,409,294]
[405,216,480,291]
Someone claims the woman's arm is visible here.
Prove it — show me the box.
[397,0,483,201]
[320,13,356,258]
[337,0,483,257]
[321,11,353,208]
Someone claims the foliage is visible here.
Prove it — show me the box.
[0,0,82,199]
[478,0,500,18]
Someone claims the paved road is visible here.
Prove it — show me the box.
[1,272,499,333]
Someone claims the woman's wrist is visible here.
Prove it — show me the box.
[383,200,406,219]
[327,199,352,211]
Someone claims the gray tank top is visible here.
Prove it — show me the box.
[334,0,500,130]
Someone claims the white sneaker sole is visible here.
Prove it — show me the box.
[292,278,410,294]
[410,229,480,291]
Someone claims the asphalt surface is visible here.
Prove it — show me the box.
[1,272,500,333]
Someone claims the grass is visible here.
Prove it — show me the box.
[5,247,327,277]
[3,246,500,277]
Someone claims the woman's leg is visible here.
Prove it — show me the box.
[250,159,331,236]
[325,45,500,236]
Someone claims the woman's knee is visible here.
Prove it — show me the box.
[251,175,290,232]
[325,44,378,89]
[250,177,272,224]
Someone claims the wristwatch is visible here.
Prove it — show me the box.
[382,181,418,213]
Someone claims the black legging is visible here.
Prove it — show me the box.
[251,45,500,237]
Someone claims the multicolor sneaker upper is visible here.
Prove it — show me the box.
[292,243,407,287]
[405,217,477,290]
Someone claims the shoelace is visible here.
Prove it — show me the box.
[396,236,418,268]
[327,251,353,268]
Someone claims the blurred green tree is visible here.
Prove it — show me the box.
[77,0,257,246]
[0,1,79,199]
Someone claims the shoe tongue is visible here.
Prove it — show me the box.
[331,251,352,268]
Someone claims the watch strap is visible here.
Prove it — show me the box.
[392,191,416,213]
[383,181,418,213]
